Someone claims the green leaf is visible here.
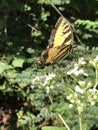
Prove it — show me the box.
[42,126,66,130]
[0,62,12,74]
[12,57,25,67]
[82,123,89,130]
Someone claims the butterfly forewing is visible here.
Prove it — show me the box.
[50,17,74,47]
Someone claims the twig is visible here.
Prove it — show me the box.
[27,24,38,32]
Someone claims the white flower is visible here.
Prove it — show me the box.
[91,101,95,106]
[67,94,73,100]
[50,85,54,89]
[93,95,97,99]
[89,55,98,67]
[45,73,56,81]
[67,66,79,75]
[67,66,88,76]
[78,81,86,87]
[78,57,86,65]
[77,106,82,111]
[31,85,35,89]
[83,72,88,76]
[75,85,84,94]
[89,88,97,93]
[32,76,40,83]
[77,104,83,112]
[69,104,73,108]
[46,86,50,94]
[77,100,81,104]
[73,68,84,76]
[74,69,81,76]
[70,99,75,103]
[94,55,98,62]
[42,73,56,87]
[67,69,73,75]
[43,81,48,86]
[87,82,92,88]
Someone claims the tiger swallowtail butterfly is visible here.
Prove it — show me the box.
[37,16,76,68]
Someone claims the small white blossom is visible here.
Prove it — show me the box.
[45,73,56,81]
[77,106,82,111]
[67,66,79,75]
[89,88,97,93]
[94,55,98,62]
[67,66,88,76]
[77,69,88,76]
[87,82,92,88]
[78,81,86,87]
[83,72,88,76]
[78,57,86,65]
[73,68,84,76]
[67,69,74,75]
[42,73,56,87]
[67,58,87,76]
[74,93,78,98]
[71,99,75,103]
[43,81,48,86]
[93,95,97,99]
[32,76,40,83]
[77,103,83,112]
[67,94,73,100]
[50,85,54,89]
[89,60,94,65]
[69,104,73,108]
[31,85,35,89]
[91,101,95,106]
[89,55,98,67]
[74,70,81,76]
[77,100,81,104]
[75,85,84,94]
[46,86,50,94]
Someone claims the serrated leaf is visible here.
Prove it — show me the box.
[12,57,25,67]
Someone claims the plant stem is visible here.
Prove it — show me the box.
[94,68,98,89]
[48,95,53,105]
[57,113,70,130]
[78,113,82,130]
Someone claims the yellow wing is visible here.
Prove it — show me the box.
[49,16,74,47]
[37,16,75,68]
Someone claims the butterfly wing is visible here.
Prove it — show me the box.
[49,16,74,48]
[37,16,75,68]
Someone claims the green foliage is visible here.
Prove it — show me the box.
[12,57,25,67]
[38,0,70,5]
[75,19,98,46]
[0,0,98,130]
[31,51,98,130]
[42,126,66,130]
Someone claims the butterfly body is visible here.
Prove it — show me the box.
[37,16,75,68]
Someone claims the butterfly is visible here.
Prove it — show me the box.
[37,16,76,68]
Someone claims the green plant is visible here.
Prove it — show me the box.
[0,0,98,129]
[40,54,98,130]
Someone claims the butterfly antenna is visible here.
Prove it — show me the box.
[51,4,73,28]
[51,4,64,17]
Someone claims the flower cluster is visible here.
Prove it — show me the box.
[31,73,56,93]
[89,55,98,68]
[67,57,88,76]
[66,55,98,115]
